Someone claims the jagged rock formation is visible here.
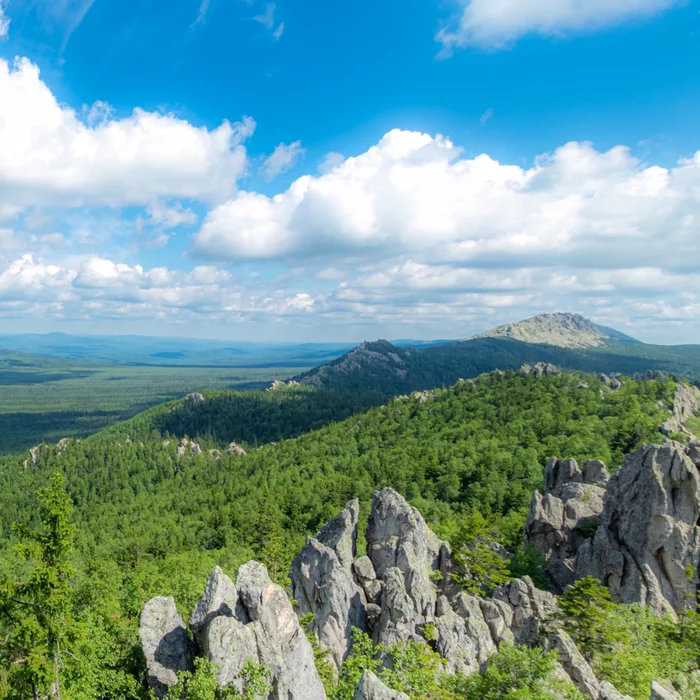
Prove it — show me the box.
[660,383,700,437]
[139,597,195,697]
[268,379,301,391]
[140,484,661,699]
[525,457,610,590]
[527,443,700,617]
[353,671,409,699]
[142,562,326,698]
[290,500,367,669]
[299,341,416,388]
[473,312,611,349]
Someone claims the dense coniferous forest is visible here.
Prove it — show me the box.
[2,370,697,698]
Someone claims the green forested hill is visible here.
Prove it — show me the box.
[0,371,689,697]
[297,336,700,394]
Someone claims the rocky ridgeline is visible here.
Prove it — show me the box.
[139,481,691,699]
[526,441,700,618]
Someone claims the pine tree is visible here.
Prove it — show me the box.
[0,472,76,699]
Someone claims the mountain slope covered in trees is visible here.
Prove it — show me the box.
[297,314,700,393]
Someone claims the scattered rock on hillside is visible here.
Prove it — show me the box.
[176,439,202,459]
[139,596,194,697]
[521,362,561,377]
[226,442,247,456]
[650,681,683,700]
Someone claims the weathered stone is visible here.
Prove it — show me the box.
[353,670,409,700]
[650,680,683,700]
[139,596,194,697]
[479,598,514,646]
[290,535,367,669]
[204,616,258,690]
[492,577,558,646]
[599,681,634,700]
[366,488,443,633]
[660,384,700,436]
[236,561,326,700]
[316,499,360,571]
[190,566,239,646]
[354,555,377,583]
[434,594,496,674]
[576,443,700,616]
[549,630,600,698]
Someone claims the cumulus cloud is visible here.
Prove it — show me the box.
[262,141,305,179]
[437,0,684,51]
[190,128,699,271]
[0,58,254,217]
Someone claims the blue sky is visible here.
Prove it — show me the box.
[0,0,699,342]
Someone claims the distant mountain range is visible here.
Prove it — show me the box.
[296,313,700,393]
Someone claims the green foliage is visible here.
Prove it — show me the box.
[559,576,626,661]
[447,644,585,700]
[169,658,272,700]
[299,613,336,690]
[329,628,384,700]
[508,545,547,589]
[0,472,77,699]
[380,640,452,700]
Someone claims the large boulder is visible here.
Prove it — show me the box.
[650,681,683,700]
[190,566,239,646]
[139,596,194,697]
[353,671,409,700]
[576,443,700,616]
[525,457,609,591]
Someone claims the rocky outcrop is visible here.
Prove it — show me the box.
[142,563,325,699]
[366,488,445,646]
[521,362,561,377]
[525,457,609,591]
[353,671,409,700]
[290,501,367,669]
[226,442,247,456]
[527,443,700,617]
[140,486,643,699]
[139,597,194,697]
[576,443,699,616]
[176,439,202,459]
[660,383,700,437]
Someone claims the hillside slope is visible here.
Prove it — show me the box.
[298,313,700,393]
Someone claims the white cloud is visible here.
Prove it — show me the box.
[0,1,10,38]
[190,128,700,271]
[146,201,198,229]
[0,58,254,217]
[437,0,684,51]
[262,141,305,179]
